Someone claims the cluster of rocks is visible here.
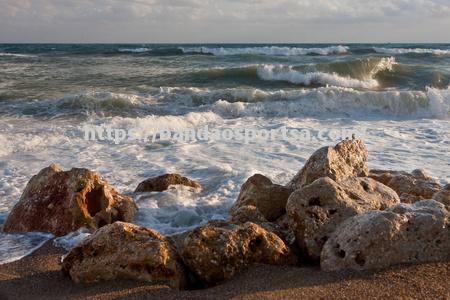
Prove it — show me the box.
[3,138,449,290]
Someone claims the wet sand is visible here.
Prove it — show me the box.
[1,242,449,300]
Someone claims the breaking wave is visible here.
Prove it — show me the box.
[255,57,396,89]
[1,85,448,120]
[374,47,450,56]
[211,86,450,119]
[118,48,151,53]
[0,52,36,58]
[186,57,397,89]
[180,45,349,56]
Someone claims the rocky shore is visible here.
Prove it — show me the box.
[1,137,449,297]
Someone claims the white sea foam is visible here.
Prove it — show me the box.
[374,47,450,56]
[256,64,379,89]
[0,232,54,264]
[211,86,450,119]
[53,228,91,251]
[118,48,151,53]
[427,86,450,119]
[102,111,223,140]
[255,57,396,89]
[181,45,349,56]
[0,52,36,58]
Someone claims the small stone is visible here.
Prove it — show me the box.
[135,174,201,193]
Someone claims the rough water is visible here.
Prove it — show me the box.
[0,44,449,263]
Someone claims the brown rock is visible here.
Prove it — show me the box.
[230,174,292,222]
[321,200,450,271]
[230,205,268,224]
[370,169,441,203]
[286,177,399,261]
[62,222,186,289]
[181,221,297,286]
[229,207,296,247]
[433,184,450,206]
[135,174,201,193]
[289,138,369,189]
[3,164,137,236]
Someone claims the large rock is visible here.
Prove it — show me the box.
[369,169,441,203]
[286,177,399,261]
[230,174,292,222]
[321,200,450,271]
[3,164,137,236]
[289,138,369,189]
[62,222,186,289]
[135,173,201,193]
[434,184,450,206]
[181,221,297,286]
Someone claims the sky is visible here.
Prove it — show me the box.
[1,0,450,43]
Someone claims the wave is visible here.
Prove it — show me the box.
[210,86,450,119]
[255,57,395,89]
[118,47,151,53]
[256,65,378,89]
[186,57,397,89]
[374,47,450,56]
[180,45,349,56]
[0,92,161,118]
[2,85,448,120]
[0,52,36,58]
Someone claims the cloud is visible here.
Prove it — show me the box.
[0,0,449,42]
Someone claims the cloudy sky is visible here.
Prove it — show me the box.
[1,0,449,43]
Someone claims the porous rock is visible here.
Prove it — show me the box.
[286,176,399,261]
[433,184,450,206]
[3,164,137,236]
[230,174,292,222]
[321,200,450,271]
[289,138,369,189]
[181,221,297,286]
[62,222,186,289]
[369,169,441,203]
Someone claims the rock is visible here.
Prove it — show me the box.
[62,222,186,289]
[286,177,399,261]
[230,207,295,247]
[433,184,450,206]
[369,169,441,203]
[230,205,268,224]
[3,164,137,236]
[289,138,369,189]
[135,174,201,193]
[321,200,450,271]
[181,221,297,286]
[230,174,292,222]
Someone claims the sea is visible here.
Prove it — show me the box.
[0,43,449,263]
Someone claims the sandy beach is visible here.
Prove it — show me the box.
[0,241,449,300]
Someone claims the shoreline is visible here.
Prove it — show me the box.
[1,241,449,300]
